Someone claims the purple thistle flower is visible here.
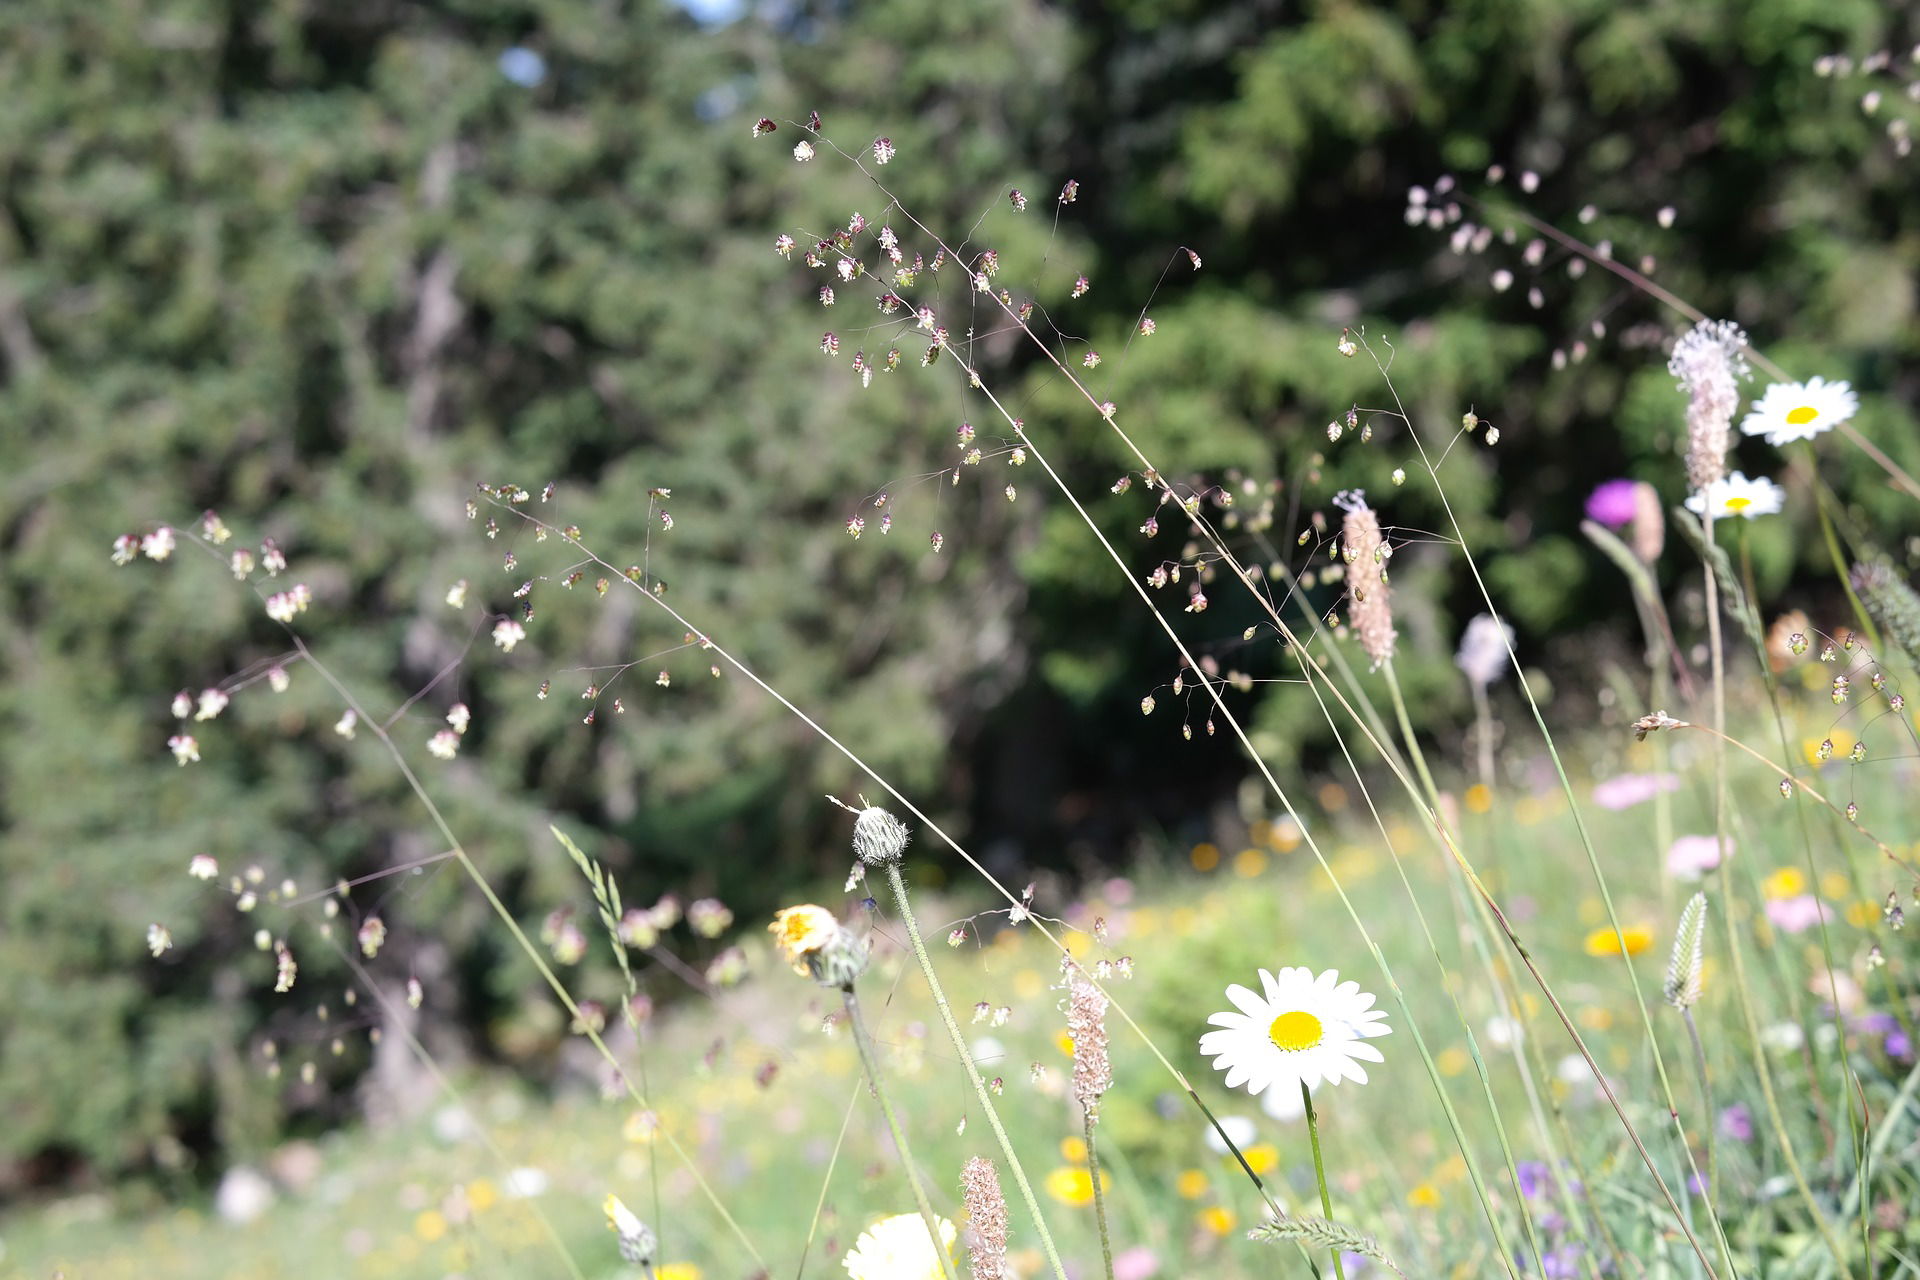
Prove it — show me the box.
[1585,478,1640,528]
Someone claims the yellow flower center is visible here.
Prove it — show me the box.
[1724,496,1751,512]
[1268,1009,1323,1051]
[1785,405,1819,425]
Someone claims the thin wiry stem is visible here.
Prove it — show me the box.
[880,862,1070,1280]
[331,942,588,1280]
[289,635,767,1270]
[843,987,960,1280]
[1701,520,1852,1280]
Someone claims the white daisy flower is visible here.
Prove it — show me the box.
[1684,471,1786,520]
[1203,1113,1258,1153]
[1199,967,1390,1096]
[841,1212,955,1280]
[1740,376,1858,446]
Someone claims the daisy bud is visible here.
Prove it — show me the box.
[603,1193,657,1265]
[852,805,911,867]
[1629,480,1665,563]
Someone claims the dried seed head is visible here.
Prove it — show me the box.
[852,805,911,867]
[1336,493,1395,669]
[1066,961,1113,1113]
[960,1157,1012,1280]
[1667,319,1750,495]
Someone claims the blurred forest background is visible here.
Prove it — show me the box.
[2,0,1916,1203]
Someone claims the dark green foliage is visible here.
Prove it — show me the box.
[3,0,1918,1183]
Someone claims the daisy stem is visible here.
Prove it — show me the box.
[841,986,961,1280]
[1083,1108,1116,1280]
[1302,1082,1348,1280]
[880,862,1070,1280]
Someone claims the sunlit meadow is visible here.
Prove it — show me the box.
[16,87,1920,1280]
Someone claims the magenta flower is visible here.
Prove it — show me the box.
[1585,479,1640,527]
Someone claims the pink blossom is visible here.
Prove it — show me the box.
[1114,1247,1159,1280]
[1592,772,1681,811]
[1667,834,1726,880]
[1765,895,1832,934]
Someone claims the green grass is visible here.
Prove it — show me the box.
[11,677,1920,1280]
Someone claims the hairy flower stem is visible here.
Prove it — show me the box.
[881,863,1069,1280]
[842,987,961,1280]
[1701,523,1853,1280]
[1303,1084,1348,1280]
[1083,1109,1116,1280]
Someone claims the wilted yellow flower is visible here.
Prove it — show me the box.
[1583,926,1653,957]
[769,905,838,975]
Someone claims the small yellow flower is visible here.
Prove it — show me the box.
[1059,1136,1088,1164]
[769,905,838,975]
[1176,1168,1209,1199]
[1198,1205,1237,1235]
[658,1265,703,1280]
[1233,848,1268,878]
[1055,1030,1077,1057]
[1578,1007,1614,1031]
[1847,900,1879,929]
[1762,867,1806,901]
[1044,1166,1110,1206]
[1243,1143,1280,1176]
[1191,842,1221,872]
[1819,871,1851,900]
[1583,926,1652,957]
[1437,1046,1470,1077]
[1463,783,1493,814]
[466,1179,497,1212]
[1408,1182,1441,1208]
[414,1210,447,1242]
